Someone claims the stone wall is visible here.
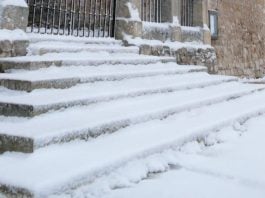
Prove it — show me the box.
[0,0,29,58]
[209,0,265,78]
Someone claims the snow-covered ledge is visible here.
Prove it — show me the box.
[0,0,29,57]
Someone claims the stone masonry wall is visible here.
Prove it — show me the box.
[0,0,29,57]
[209,0,265,78]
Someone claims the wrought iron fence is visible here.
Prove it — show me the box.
[181,0,194,26]
[26,0,116,37]
[141,0,162,23]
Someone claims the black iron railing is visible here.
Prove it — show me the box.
[181,0,194,26]
[141,0,162,23]
[26,0,116,37]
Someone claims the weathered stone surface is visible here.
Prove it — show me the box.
[115,19,143,40]
[0,134,34,153]
[142,23,170,42]
[175,47,217,73]
[0,4,29,31]
[0,2,29,58]
[0,39,29,57]
[0,185,33,198]
[209,0,265,77]
[181,28,203,43]
[170,25,181,42]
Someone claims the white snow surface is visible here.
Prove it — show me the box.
[102,115,265,198]
[124,35,212,50]
[0,72,234,105]
[0,63,206,81]
[0,0,27,7]
[1,34,265,198]
[0,29,28,41]
[1,86,265,197]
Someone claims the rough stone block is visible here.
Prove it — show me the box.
[169,25,181,42]
[175,47,217,74]
[0,4,29,31]
[115,19,142,40]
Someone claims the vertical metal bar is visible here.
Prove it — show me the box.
[58,0,63,34]
[111,0,116,37]
[77,0,81,36]
[98,0,102,37]
[191,0,194,26]
[31,0,37,32]
[107,0,112,37]
[145,1,147,21]
[103,0,108,37]
[38,0,44,33]
[93,0,98,37]
[83,0,87,37]
[69,0,73,35]
[88,0,92,37]
[159,0,161,22]
[45,0,51,33]
[63,0,67,35]
[51,0,57,34]
[72,0,76,35]
[149,0,151,22]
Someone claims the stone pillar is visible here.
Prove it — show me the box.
[0,0,29,57]
[193,0,211,44]
[114,0,143,40]
[166,0,182,42]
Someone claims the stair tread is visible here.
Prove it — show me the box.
[0,73,234,106]
[0,81,262,142]
[0,64,206,82]
[29,41,139,55]
[1,86,265,196]
[27,33,122,45]
[0,53,175,71]
[0,52,172,63]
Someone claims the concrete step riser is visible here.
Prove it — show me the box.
[0,87,261,154]
[0,68,207,91]
[0,58,175,72]
[0,78,235,117]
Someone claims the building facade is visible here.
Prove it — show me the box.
[209,0,265,77]
[0,0,265,77]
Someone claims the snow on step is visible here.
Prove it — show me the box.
[0,72,233,116]
[28,41,139,55]
[0,52,175,71]
[0,81,263,153]
[2,89,265,197]
[0,64,207,91]
[27,33,122,45]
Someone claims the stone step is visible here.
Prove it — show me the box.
[0,64,207,91]
[0,52,175,72]
[27,33,123,45]
[0,72,234,117]
[1,87,265,197]
[0,81,263,153]
[28,41,139,55]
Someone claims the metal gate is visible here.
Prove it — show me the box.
[181,0,194,26]
[141,0,162,23]
[26,0,117,37]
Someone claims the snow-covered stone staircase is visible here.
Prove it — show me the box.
[1,34,265,197]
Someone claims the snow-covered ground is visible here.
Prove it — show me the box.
[1,34,265,198]
[56,114,265,198]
